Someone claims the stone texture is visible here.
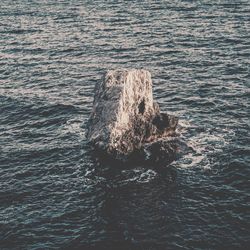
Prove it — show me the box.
[86,69,178,160]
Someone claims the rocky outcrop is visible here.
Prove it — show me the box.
[86,69,178,161]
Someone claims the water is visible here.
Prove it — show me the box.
[0,0,249,249]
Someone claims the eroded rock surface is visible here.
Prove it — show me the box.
[86,69,178,160]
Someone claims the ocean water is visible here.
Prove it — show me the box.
[0,0,249,249]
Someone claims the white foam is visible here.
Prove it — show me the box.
[175,119,234,170]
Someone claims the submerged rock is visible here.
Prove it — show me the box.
[86,69,178,161]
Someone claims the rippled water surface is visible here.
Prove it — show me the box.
[0,0,249,249]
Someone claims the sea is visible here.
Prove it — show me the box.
[0,0,249,249]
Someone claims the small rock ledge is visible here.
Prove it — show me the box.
[86,69,178,161]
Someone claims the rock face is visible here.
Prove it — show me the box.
[86,69,178,160]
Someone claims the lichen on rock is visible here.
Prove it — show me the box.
[86,69,178,161]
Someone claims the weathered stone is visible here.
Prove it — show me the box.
[86,69,178,160]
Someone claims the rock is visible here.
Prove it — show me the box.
[86,69,178,160]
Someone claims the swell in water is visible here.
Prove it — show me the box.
[0,0,249,249]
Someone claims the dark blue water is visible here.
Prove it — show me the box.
[0,0,249,249]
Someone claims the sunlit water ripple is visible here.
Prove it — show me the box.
[0,0,249,249]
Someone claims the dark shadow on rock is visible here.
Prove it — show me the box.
[86,137,186,181]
